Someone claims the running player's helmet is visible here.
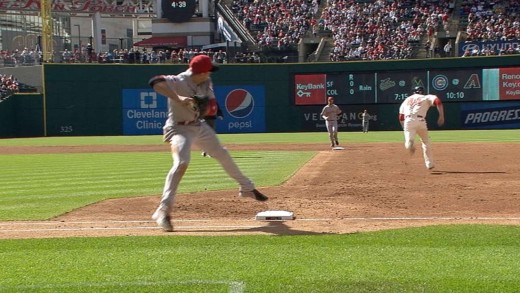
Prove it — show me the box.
[413,86,425,94]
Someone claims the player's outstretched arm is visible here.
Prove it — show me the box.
[149,75,190,104]
[434,97,445,126]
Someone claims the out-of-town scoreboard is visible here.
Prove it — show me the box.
[294,66,520,105]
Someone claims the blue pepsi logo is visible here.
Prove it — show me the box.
[225,89,254,119]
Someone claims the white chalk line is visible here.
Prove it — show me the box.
[0,280,245,293]
[1,217,519,233]
[299,217,520,221]
[0,225,263,233]
[2,216,520,227]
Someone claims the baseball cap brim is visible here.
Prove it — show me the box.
[210,64,219,72]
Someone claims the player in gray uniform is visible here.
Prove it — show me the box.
[320,96,342,147]
[361,109,370,133]
[149,54,268,232]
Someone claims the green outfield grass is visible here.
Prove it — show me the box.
[0,129,518,146]
[1,130,519,292]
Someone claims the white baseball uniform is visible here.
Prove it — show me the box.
[399,93,443,169]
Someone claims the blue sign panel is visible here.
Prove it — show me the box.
[458,40,520,56]
[214,86,266,133]
[122,89,168,135]
[461,101,520,129]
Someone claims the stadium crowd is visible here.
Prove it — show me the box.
[0,48,41,67]
[0,74,19,102]
[231,0,320,50]
[320,0,452,61]
[3,0,520,65]
[457,0,520,56]
[461,0,520,43]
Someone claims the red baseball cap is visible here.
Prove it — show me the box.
[190,54,219,74]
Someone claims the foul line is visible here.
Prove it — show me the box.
[1,217,519,234]
[0,225,263,233]
[298,217,520,221]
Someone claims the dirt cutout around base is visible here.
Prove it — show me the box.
[1,142,519,239]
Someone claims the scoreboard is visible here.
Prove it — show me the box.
[293,67,502,105]
[376,70,427,103]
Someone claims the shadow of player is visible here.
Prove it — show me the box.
[183,221,336,236]
[431,170,506,175]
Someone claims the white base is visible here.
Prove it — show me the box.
[255,210,294,221]
[332,146,345,150]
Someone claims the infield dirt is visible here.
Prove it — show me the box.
[1,142,519,239]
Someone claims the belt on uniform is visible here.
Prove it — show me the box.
[406,115,424,118]
[174,120,200,125]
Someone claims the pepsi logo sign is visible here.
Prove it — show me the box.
[225,89,254,118]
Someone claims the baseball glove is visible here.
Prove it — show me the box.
[191,96,210,117]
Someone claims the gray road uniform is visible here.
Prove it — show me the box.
[155,69,255,215]
[362,111,370,133]
[321,103,342,147]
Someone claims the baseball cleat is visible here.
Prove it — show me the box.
[335,140,339,145]
[152,210,173,232]
[240,189,269,201]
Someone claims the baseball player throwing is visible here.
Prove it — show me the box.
[321,96,342,147]
[148,54,268,232]
[398,86,445,170]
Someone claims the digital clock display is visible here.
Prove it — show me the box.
[162,0,196,23]
[428,69,482,101]
[376,70,427,103]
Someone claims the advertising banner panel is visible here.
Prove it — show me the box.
[215,86,266,133]
[460,101,520,129]
[122,89,167,135]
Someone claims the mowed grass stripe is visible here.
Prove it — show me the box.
[0,151,315,220]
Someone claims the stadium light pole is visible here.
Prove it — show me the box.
[74,24,81,51]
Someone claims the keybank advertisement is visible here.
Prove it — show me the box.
[214,86,266,133]
[122,89,168,135]
[461,101,520,129]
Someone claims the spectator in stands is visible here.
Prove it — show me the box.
[443,41,452,57]
[214,50,227,63]
[62,49,72,63]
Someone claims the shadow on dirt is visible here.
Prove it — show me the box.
[183,221,337,235]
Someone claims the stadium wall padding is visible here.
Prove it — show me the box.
[2,56,520,137]
[0,94,43,138]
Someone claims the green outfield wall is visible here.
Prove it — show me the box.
[0,94,44,138]
[1,55,519,137]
